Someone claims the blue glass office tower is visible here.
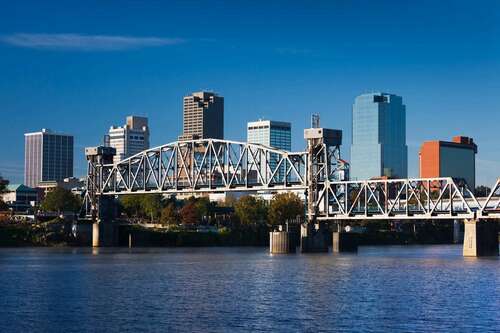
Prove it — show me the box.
[350,93,407,180]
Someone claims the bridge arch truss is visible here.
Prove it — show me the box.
[94,139,315,195]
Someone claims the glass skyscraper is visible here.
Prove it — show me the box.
[24,129,74,188]
[350,92,407,180]
[247,120,291,180]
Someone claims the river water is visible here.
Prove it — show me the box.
[0,245,498,332]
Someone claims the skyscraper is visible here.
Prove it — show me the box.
[350,92,408,180]
[247,120,291,180]
[104,116,150,164]
[24,129,74,188]
[179,91,224,140]
[247,120,291,151]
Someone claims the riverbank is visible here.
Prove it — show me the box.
[0,219,76,247]
[119,224,269,247]
[0,220,457,247]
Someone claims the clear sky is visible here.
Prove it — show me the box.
[1,0,499,186]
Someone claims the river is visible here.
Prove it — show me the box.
[0,245,499,332]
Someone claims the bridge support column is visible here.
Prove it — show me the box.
[92,222,100,247]
[91,196,118,247]
[300,223,329,253]
[332,232,358,253]
[270,231,296,254]
[463,219,499,257]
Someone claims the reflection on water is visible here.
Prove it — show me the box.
[0,245,498,332]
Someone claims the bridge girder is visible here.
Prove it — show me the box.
[95,139,314,195]
[83,139,499,221]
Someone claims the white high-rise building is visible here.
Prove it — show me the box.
[24,129,74,188]
[247,120,291,181]
[104,116,150,164]
[247,120,291,150]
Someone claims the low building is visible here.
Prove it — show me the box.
[419,136,477,189]
[38,177,86,197]
[1,184,38,212]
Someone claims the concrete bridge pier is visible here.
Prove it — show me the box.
[91,195,119,247]
[92,222,100,247]
[332,232,358,253]
[300,223,329,253]
[269,231,296,254]
[92,220,116,247]
[463,219,499,257]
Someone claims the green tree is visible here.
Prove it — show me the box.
[0,176,8,211]
[195,197,213,224]
[234,195,267,225]
[222,193,237,207]
[0,176,8,193]
[475,186,491,197]
[179,201,199,225]
[268,192,304,226]
[160,203,179,225]
[0,199,8,211]
[40,187,81,213]
[142,194,163,222]
[120,195,144,217]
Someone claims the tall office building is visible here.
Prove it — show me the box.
[419,136,477,189]
[247,120,291,180]
[179,91,224,140]
[24,129,74,188]
[104,116,150,164]
[350,92,408,180]
[247,120,291,150]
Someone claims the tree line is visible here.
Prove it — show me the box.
[1,181,306,228]
[119,192,305,227]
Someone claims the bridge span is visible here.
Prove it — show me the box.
[83,128,499,256]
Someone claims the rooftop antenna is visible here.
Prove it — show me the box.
[311,114,320,128]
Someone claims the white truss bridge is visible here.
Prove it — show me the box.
[84,138,500,221]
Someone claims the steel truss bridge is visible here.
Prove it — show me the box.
[84,137,500,221]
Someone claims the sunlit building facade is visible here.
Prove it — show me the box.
[24,129,74,188]
[179,91,224,140]
[104,116,150,164]
[350,92,407,180]
[247,120,291,180]
[419,136,477,189]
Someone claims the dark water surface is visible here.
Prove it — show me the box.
[0,245,499,333]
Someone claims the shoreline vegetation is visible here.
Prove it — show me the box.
[0,218,454,247]
[0,187,455,247]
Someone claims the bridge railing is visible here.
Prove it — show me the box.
[313,177,490,220]
[84,139,499,221]
[481,179,500,216]
[96,139,310,194]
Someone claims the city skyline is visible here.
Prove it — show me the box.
[1,1,499,186]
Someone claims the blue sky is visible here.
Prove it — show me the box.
[0,0,499,186]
